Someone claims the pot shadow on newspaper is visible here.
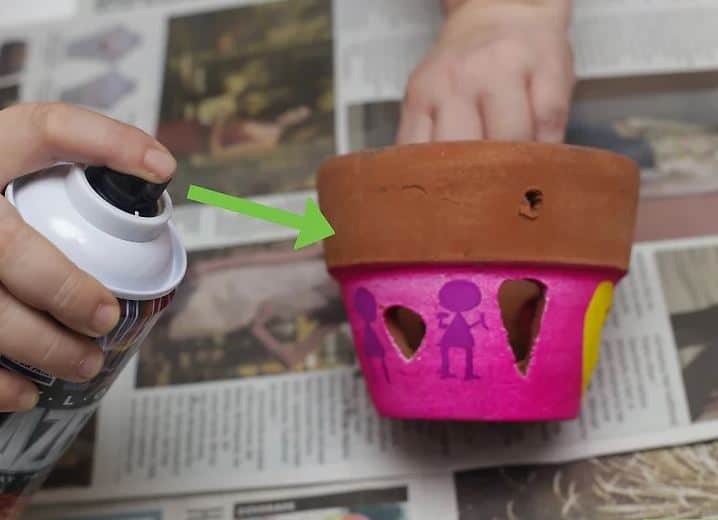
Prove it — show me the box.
[136,240,355,388]
[156,0,335,204]
[455,441,718,520]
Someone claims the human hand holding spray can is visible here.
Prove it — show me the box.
[0,103,186,517]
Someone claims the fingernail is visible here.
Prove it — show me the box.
[143,147,176,180]
[18,390,38,411]
[78,353,104,380]
[154,140,171,153]
[92,303,119,336]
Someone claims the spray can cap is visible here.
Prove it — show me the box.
[85,165,169,217]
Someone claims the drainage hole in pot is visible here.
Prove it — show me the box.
[498,280,546,375]
[519,189,543,219]
[525,189,543,210]
[384,306,426,360]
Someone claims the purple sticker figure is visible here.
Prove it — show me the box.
[354,288,391,383]
[438,280,488,380]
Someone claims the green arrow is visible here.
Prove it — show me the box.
[186,185,335,250]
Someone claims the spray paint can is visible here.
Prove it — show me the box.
[0,164,187,517]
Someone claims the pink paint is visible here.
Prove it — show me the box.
[334,264,622,422]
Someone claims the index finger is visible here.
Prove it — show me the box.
[0,102,176,185]
[530,43,575,143]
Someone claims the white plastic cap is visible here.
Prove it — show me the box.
[5,165,187,300]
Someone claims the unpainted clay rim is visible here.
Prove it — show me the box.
[319,140,639,176]
[317,140,640,271]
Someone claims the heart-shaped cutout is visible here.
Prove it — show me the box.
[498,279,546,375]
[384,305,426,360]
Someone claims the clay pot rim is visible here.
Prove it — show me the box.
[320,139,638,172]
[317,139,640,272]
[327,261,627,275]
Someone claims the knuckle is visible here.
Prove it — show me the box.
[0,287,15,331]
[404,67,434,111]
[444,55,473,94]
[547,53,576,85]
[0,379,23,410]
[558,35,575,62]
[38,328,70,367]
[486,39,529,71]
[0,215,31,267]
[30,102,70,149]
[403,88,429,114]
[53,268,86,314]
[536,103,569,130]
[0,375,20,396]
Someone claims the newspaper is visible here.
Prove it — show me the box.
[6,0,718,517]
[27,476,457,520]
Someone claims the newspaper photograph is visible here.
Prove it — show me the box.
[135,240,352,388]
[569,72,718,199]
[6,0,718,517]
[655,245,718,423]
[454,442,718,520]
[156,0,334,204]
[27,476,456,520]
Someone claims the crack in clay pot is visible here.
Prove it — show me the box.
[384,305,426,360]
[498,279,546,375]
[400,184,428,195]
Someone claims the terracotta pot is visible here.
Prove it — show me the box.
[317,141,639,421]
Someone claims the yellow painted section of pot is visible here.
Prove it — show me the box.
[582,281,615,391]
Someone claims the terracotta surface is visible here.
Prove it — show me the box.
[317,141,640,272]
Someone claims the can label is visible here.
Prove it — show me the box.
[0,293,173,516]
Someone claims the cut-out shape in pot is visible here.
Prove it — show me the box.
[498,279,546,375]
[318,142,639,422]
[384,305,425,361]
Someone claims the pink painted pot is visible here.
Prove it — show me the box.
[317,142,640,422]
[336,264,621,421]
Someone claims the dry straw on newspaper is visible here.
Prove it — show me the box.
[549,444,718,519]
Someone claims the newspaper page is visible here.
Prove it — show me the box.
[41,442,718,520]
[79,0,718,79]
[26,475,456,520]
[19,8,168,135]
[0,14,54,116]
[570,0,718,79]
[6,0,718,511]
[0,1,77,27]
